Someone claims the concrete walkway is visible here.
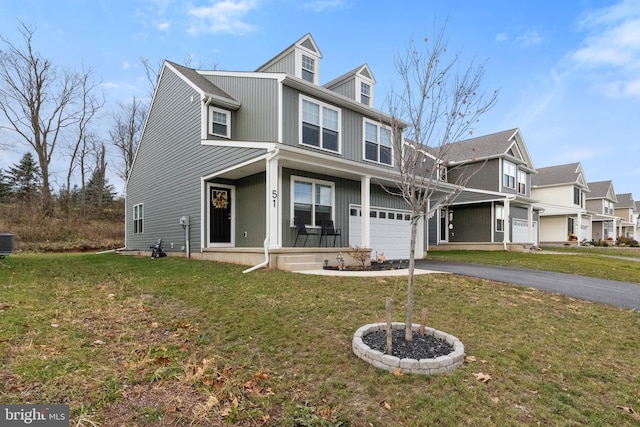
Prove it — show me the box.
[297,268,444,277]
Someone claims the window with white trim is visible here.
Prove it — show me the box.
[208,106,231,138]
[517,170,527,194]
[301,55,315,83]
[133,203,144,234]
[291,176,334,227]
[495,205,504,232]
[364,119,392,165]
[573,186,582,206]
[300,96,340,152]
[503,161,516,189]
[360,82,371,106]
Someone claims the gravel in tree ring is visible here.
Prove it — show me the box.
[362,329,454,360]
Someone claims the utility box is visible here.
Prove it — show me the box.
[0,233,15,258]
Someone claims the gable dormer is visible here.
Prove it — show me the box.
[255,33,322,85]
[324,64,376,106]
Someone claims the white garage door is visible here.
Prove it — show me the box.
[512,218,538,244]
[349,205,414,260]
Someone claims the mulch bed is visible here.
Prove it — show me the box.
[362,329,454,360]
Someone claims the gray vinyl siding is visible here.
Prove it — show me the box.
[126,67,268,252]
[448,203,492,242]
[234,172,266,247]
[281,86,392,168]
[449,159,501,192]
[510,206,529,220]
[326,79,355,100]
[281,168,356,247]
[428,214,438,246]
[261,50,296,74]
[281,168,409,246]
[204,75,280,142]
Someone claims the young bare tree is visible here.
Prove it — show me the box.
[386,28,498,341]
[0,22,102,216]
[109,97,147,183]
[62,67,104,216]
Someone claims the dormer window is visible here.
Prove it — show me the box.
[301,55,315,83]
[208,106,231,138]
[361,82,371,106]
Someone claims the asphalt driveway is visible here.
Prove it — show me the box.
[415,259,640,311]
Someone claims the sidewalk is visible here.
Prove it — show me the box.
[297,268,446,277]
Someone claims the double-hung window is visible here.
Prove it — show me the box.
[133,203,144,234]
[573,186,582,206]
[495,205,505,232]
[517,170,527,194]
[301,55,315,83]
[291,176,334,227]
[364,119,392,165]
[360,82,371,106]
[209,106,231,138]
[301,96,340,152]
[503,161,516,189]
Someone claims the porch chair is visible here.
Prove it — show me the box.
[294,217,318,247]
[320,220,342,247]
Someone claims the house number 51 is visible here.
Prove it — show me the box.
[272,190,277,207]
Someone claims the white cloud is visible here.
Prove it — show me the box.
[187,0,259,35]
[570,0,640,98]
[156,21,171,31]
[303,0,346,12]
[121,61,132,70]
[515,30,543,47]
[495,32,508,43]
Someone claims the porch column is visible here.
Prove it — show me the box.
[577,212,583,246]
[527,205,533,245]
[504,199,511,247]
[267,156,280,249]
[361,175,371,248]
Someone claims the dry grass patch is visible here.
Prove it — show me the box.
[2,253,640,426]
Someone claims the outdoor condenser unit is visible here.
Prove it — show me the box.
[0,233,15,258]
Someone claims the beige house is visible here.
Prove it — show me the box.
[585,181,618,242]
[531,163,591,245]
[614,193,638,241]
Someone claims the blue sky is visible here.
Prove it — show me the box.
[1,0,639,197]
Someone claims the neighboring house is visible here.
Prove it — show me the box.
[585,181,618,242]
[531,163,592,245]
[614,193,638,241]
[124,34,457,270]
[427,128,540,250]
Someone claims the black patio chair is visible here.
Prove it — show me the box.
[294,218,318,247]
[320,220,342,247]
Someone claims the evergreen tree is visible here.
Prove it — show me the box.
[7,152,41,202]
[85,169,115,207]
[0,168,11,202]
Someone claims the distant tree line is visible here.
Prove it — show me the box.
[0,22,151,218]
[0,151,117,219]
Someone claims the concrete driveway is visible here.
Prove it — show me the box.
[415,259,640,311]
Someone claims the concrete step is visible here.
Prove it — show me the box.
[277,255,324,272]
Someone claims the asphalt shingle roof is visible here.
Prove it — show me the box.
[531,163,584,187]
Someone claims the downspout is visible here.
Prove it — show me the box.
[243,146,280,273]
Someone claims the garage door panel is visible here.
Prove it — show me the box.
[350,206,412,260]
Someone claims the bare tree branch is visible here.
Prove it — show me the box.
[0,22,103,216]
[385,26,499,341]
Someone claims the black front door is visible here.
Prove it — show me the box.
[210,186,232,244]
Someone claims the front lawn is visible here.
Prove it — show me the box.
[1,253,639,426]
